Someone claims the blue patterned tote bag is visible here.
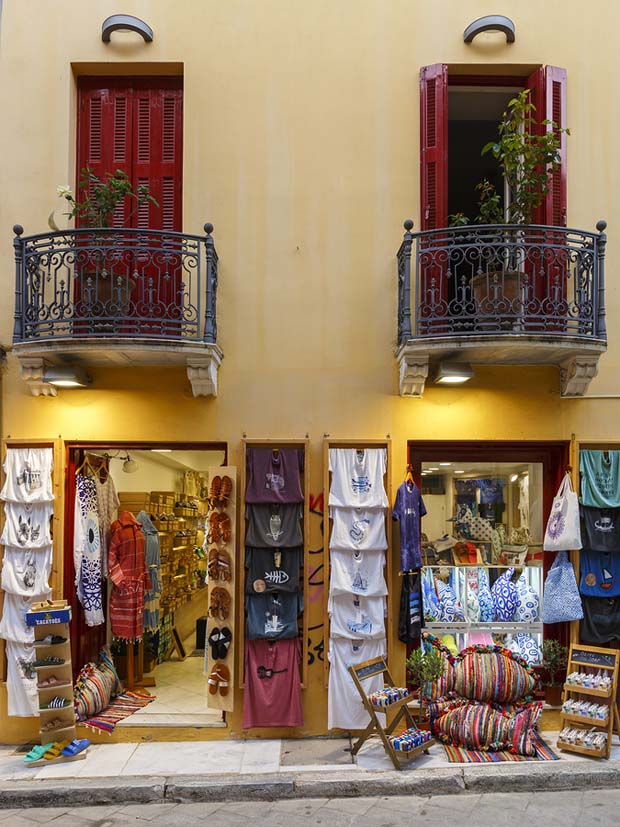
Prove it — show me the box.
[541,551,584,622]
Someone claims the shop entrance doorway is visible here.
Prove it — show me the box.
[64,441,226,728]
[408,441,570,659]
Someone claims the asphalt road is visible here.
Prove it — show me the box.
[0,789,618,826]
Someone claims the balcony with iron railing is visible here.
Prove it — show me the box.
[395,220,608,397]
[11,224,222,397]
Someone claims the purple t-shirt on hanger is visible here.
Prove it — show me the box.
[392,481,427,571]
[245,448,304,504]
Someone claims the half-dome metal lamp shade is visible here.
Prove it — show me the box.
[102,15,153,43]
[463,15,515,44]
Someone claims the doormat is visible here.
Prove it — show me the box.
[443,733,558,763]
[81,690,156,734]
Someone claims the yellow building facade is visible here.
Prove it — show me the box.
[0,1,618,745]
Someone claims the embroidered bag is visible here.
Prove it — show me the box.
[541,550,584,622]
[543,473,582,551]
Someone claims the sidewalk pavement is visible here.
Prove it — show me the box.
[1,733,620,809]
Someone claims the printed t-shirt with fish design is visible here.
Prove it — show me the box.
[245,546,302,593]
[328,448,388,508]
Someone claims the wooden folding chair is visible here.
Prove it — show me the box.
[348,656,435,770]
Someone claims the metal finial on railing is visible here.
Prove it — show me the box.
[596,219,607,339]
[204,223,214,236]
[13,224,24,237]
[404,219,414,233]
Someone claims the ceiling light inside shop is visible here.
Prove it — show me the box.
[123,455,139,473]
[453,470,465,474]
[440,462,452,466]
[510,473,519,482]
[427,467,439,472]
[151,449,172,453]
[434,362,474,385]
[43,366,91,388]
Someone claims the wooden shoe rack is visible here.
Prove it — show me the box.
[26,602,87,766]
[557,643,620,759]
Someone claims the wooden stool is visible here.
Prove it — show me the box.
[348,656,435,771]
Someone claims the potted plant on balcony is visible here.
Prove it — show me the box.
[53,168,158,323]
[540,638,568,706]
[450,91,569,325]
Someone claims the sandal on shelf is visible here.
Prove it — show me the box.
[33,656,65,668]
[40,717,64,732]
[36,635,67,647]
[40,697,71,709]
[217,663,230,697]
[24,743,54,763]
[207,627,221,660]
[43,740,72,760]
[209,475,222,506]
[208,663,226,695]
[38,675,65,689]
[209,587,231,621]
[218,626,232,659]
[208,548,220,580]
[218,514,232,543]
[61,739,90,757]
[219,476,233,507]
[217,550,232,581]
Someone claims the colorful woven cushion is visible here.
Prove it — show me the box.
[453,646,536,703]
[74,646,121,721]
[491,568,518,620]
[433,700,543,755]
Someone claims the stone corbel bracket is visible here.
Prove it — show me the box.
[186,344,223,398]
[397,346,429,397]
[20,358,57,397]
[560,355,600,397]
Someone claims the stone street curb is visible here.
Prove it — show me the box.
[2,762,620,809]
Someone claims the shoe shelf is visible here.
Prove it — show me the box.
[558,643,620,760]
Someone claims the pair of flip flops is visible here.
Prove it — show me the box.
[61,739,90,757]
[209,587,231,621]
[207,627,232,660]
[207,663,230,696]
[36,635,67,646]
[40,697,71,709]
[33,656,65,667]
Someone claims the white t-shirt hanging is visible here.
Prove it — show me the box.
[329,507,388,551]
[0,502,53,549]
[328,593,386,639]
[5,640,39,717]
[0,591,50,644]
[328,637,387,730]
[328,448,388,508]
[329,549,387,598]
[1,546,52,596]
[0,447,54,503]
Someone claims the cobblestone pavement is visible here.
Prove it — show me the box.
[0,789,618,826]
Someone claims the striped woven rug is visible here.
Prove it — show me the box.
[81,690,156,734]
[443,733,558,763]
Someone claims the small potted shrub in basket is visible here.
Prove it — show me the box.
[541,639,568,706]
[406,646,444,724]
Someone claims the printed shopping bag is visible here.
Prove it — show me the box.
[543,473,582,551]
[541,551,584,623]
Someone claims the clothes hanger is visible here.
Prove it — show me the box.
[405,464,414,485]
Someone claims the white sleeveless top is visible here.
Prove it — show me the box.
[1,547,52,596]
[329,549,387,597]
[0,502,53,548]
[1,448,54,503]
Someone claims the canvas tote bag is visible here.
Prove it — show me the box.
[543,473,582,551]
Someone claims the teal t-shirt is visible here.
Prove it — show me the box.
[580,450,620,507]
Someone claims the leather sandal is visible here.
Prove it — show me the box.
[208,663,227,695]
[218,514,232,543]
[219,475,233,507]
[217,663,230,697]
[217,549,232,581]
[209,475,222,506]
[208,548,220,580]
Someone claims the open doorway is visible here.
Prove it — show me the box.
[64,442,227,728]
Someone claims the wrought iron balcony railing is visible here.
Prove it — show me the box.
[396,221,607,346]
[12,225,218,344]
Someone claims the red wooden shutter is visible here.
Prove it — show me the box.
[77,81,134,227]
[132,80,183,232]
[527,66,567,226]
[419,64,448,230]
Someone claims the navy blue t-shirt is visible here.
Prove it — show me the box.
[579,549,620,597]
[392,481,427,571]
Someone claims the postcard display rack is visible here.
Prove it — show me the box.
[27,602,88,765]
[239,440,310,704]
[323,439,393,731]
[206,466,237,713]
[557,644,620,759]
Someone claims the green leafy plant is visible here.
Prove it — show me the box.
[406,646,444,688]
[541,639,568,687]
[448,211,470,228]
[478,89,569,225]
[54,167,158,228]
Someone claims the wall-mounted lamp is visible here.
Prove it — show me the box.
[102,14,153,43]
[43,366,91,388]
[434,362,474,385]
[463,15,515,44]
[123,454,139,474]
